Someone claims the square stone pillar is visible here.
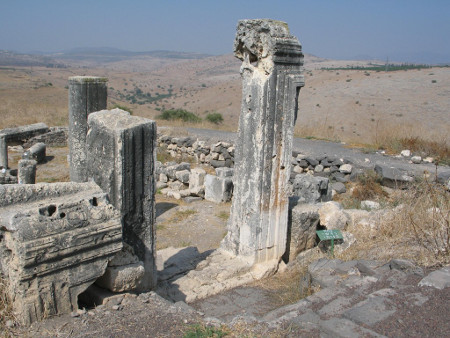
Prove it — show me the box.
[222,19,304,265]
[86,109,157,290]
[68,76,107,182]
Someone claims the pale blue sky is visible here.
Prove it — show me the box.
[1,0,450,63]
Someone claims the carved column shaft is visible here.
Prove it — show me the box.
[222,19,304,264]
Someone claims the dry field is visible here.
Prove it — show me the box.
[1,54,449,153]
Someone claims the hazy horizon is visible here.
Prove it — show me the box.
[2,0,450,64]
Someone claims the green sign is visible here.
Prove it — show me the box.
[316,229,343,257]
[316,229,343,241]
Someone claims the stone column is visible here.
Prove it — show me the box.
[18,159,37,184]
[222,19,304,265]
[68,76,107,182]
[86,109,157,291]
[0,136,7,169]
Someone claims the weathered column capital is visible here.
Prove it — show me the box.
[234,19,303,75]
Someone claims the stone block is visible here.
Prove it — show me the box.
[18,159,37,184]
[339,164,352,174]
[204,174,233,203]
[96,262,145,292]
[215,167,234,178]
[189,168,206,196]
[343,296,396,326]
[0,123,49,143]
[418,266,450,289]
[291,174,332,203]
[318,201,349,230]
[86,109,156,291]
[374,164,414,188]
[175,169,190,183]
[285,203,320,261]
[332,182,346,194]
[0,182,122,325]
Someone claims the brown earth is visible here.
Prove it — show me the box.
[1,53,448,147]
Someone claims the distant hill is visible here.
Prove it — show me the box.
[0,50,66,68]
[52,47,212,63]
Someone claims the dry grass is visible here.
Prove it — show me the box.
[250,265,313,309]
[0,276,15,335]
[216,211,229,221]
[335,171,389,209]
[337,180,450,267]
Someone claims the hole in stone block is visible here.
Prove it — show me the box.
[59,212,66,218]
[91,197,98,206]
[78,284,113,310]
[39,204,57,217]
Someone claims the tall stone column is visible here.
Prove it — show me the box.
[68,76,107,182]
[0,136,7,169]
[86,109,157,291]
[222,19,304,265]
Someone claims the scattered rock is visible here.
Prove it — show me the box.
[339,164,352,174]
[361,200,381,210]
[418,266,450,289]
[401,149,411,157]
[331,182,346,194]
[318,201,349,230]
[411,156,422,164]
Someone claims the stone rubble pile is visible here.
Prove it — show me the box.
[158,135,235,168]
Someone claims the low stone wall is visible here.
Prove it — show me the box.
[23,127,68,148]
[156,134,359,203]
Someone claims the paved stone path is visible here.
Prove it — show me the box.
[193,258,450,337]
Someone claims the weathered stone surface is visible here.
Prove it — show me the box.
[222,19,304,265]
[318,202,349,230]
[0,136,7,169]
[175,169,190,183]
[319,318,383,338]
[361,200,381,210]
[86,109,156,291]
[418,266,450,289]
[68,76,107,182]
[215,167,234,178]
[204,174,233,203]
[0,123,49,143]
[18,159,37,184]
[0,168,17,184]
[23,127,68,148]
[332,182,346,194]
[96,262,145,292]
[24,142,46,163]
[374,164,414,188]
[411,155,422,164]
[285,203,320,261]
[339,163,352,174]
[343,295,396,326]
[291,175,332,203]
[0,182,122,325]
[189,168,206,196]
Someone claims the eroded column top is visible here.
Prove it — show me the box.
[68,76,108,84]
[234,19,301,74]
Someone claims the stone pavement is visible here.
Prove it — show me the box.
[193,258,450,337]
